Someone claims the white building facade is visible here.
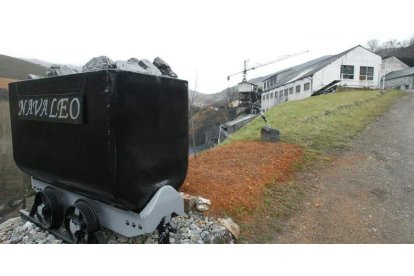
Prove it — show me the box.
[261,46,382,110]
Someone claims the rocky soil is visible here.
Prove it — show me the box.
[0,211,237,244]
[181,141,303,216]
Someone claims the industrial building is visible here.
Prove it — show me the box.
[261,45,382,110]
[383,67,414,91]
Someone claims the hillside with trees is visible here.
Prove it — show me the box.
[366,35,414,64]
[0,54,46,80]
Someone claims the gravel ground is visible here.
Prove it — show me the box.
[275,93,414,243]
[0,211,236,244]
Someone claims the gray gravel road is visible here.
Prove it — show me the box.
[276,93,414,243]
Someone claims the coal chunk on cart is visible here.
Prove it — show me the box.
[153,57,178,78]
[82,56,116,72]
[46,65,79,77]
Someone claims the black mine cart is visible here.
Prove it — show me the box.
[8,70,188,243]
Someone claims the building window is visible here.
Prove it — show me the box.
[295,85,301,93]
[270,93,274,99]
[360,66,374,80]
[304,83,310,91]
[289,87,293,94]
[284,89,288,96]
[266,94,269,100]
[341,65,354,79]
[280,90,283,96]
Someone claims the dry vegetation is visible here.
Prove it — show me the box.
[0,100,27,210]
[0,78,17,89]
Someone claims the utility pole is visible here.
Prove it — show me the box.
[382,62,386,92]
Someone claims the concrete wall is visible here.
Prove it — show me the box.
[381,57,409,76]
[312,46,381,91]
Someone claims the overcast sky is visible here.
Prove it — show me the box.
[1,0,413,94]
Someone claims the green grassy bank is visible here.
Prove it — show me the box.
[226,90,405,153]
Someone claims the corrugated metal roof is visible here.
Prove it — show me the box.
[224,114,257,127]
[238,81,258,86]
[385,67,414,80]
[263,45,374,91]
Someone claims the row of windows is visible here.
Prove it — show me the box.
[264,75,278,90]
[262,82,311,101]
[265,65,375,91]
[340,65,374,80]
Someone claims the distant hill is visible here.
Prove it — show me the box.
[376,44,414,64]
[0,54,47,80]
[20,57,54,68]
[189,74,272,108]
[21,58,83,72]
[398,57,414,67]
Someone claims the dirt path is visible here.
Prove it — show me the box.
[275,93,414,243]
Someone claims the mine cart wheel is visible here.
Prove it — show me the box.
[157,220,175,244]
[30,188,64,229]
[64,200,100,244]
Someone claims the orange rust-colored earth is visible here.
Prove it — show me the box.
[180,141,303,216]
[0,78,17,89]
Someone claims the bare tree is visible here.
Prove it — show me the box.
[384,39,398,49]
[366,39,379,52]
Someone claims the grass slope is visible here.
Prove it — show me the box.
[226,90,405,153]
[0,54,47,80]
